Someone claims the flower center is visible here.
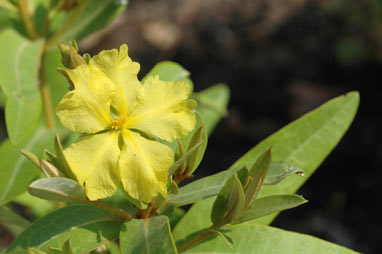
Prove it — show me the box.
[111,114,127,130]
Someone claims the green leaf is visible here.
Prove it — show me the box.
[6,91,42,144]
[0,125,55,204]
[211,173,245,224]
[0,29,44,144]
[7,204,123,254]
[231,194,307,224]
[0,29,43,95]
[183,223,358,253]
[244,149,271,209]
[168,141,203,176]
[28,177,86,202]
[47,0,127,44]
[233,91,360,224]
[264,162,304,185]
[173,92,359,239]
[161,166,241,210]
[193,84,230,135]
[142,61,193,90]
[0,205,31,236]
[120,216,177,254]
[54,133,76,181]
[176,112,208,175]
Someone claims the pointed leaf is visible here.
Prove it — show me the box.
[62,240,73,254]
[193,83,230,135]
[19,149,40,169]
[211,173,245,224]
[54,133,76,181]
[162,166,243,210]
[264,162,304,185]
[120,216,177,254]
[244,148,271,209]
[28,177,86,202]
[231,194,307,224]
[184,223,358,253]
[175,111,208,174]
[185,126,205,174]
[168,141,203,176]
[0,125,55,204]
[7,204,123,253]
[0,205,31,236]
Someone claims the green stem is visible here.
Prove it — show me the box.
[44,0,89,48]
[18,0,38,39]
[38,47,55,129]
[87,200,135,219]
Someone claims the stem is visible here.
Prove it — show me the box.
[18,0,38,39]
[44,0,89,48]
[38,47,55,129]
[177,224,220,252]
[87,200,135,219]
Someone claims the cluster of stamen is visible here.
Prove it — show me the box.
[111,114,127,130]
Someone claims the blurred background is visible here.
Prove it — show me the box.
[79,0,381,253]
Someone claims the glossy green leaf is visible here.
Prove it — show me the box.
[231,194,307,224]
[7,204,123,254]
[264,162,304,185]
[0,125,55,204]
[193,83,230,135]
[47,0,126,44]
[0,205,31,236]
[6,91,42,144]
[183,223,358,253]
[120,216,177,254]
[142,61,193,90]
[173,92,359,239]
[28,177,86,202]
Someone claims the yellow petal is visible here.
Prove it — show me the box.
[56,64,114,133]
[90,44,141,115]
[125,76,197,142]
[64,132,120,200]
[118,129,173,203]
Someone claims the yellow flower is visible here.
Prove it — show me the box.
[56,45,196,202]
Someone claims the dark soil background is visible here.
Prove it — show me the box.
[81,0,381,252]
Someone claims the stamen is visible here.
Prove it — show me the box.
[111,114,126,129]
